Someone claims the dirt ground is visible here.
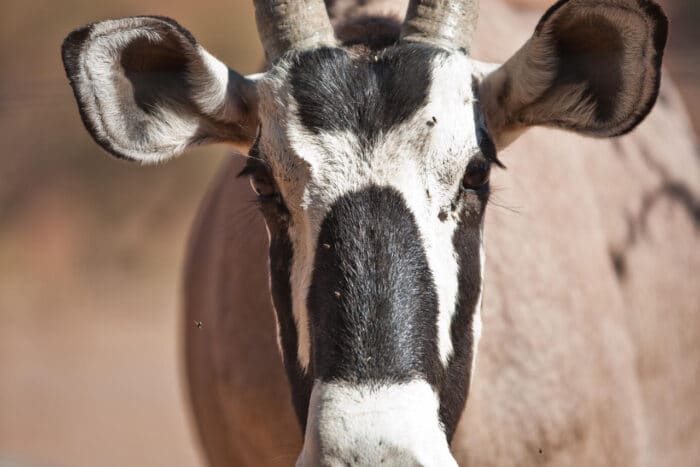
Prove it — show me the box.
[0,1,697,466]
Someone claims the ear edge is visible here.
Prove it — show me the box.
[607,0,668,137]
[480,0,669,148]
[538,0,669,137]
[61,16,260,163]
[61,17,196,162]
[63,24,135,162]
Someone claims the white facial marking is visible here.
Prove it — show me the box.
[288,212,315,370]
[407,53,480,366]
[298,380,458,466]
[194,47,231,115]
[286,128,364,371]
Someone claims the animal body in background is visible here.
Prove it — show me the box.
[62,0,700,465]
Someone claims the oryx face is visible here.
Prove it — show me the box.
[62,0,667,464]
[245,44,496,465]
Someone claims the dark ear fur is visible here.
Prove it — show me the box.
[61,16,259,162]
[479,0,668,148]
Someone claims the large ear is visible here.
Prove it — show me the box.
[61,16,260,163]
[478,0,668,149]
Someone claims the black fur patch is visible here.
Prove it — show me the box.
[439,198,485,441]
[260,178,314,429]
[289,44,441,149]
[334,15,403,51]
[307,186,441,386]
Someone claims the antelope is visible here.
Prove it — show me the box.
[61,0,700,465]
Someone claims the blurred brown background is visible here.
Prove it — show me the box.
[0,1,697,466]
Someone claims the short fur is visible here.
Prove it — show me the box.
[184,2,700,466]
[309,186,441,385]
[479,0,668,147]
[61,16,258,162]
[60,0,700,465]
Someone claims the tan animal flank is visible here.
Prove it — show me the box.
[61,0,700,465]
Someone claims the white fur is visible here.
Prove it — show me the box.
[256,52,487,374]
[79,21,199,162]
[72,17,259,163]
[194,47,232,116]
[410,53,480,366]
[298,380,458,466]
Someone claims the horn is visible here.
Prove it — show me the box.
[254,0,336,62]
[400,0,480,52]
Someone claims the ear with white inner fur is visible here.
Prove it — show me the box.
[478,0,668,149]
[61,16,260,163]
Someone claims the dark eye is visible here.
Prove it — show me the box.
[461,158,491,190]
[238,162,279,201]
[250,169,277,199]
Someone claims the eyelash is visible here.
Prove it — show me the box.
[256,192,281,205]
[238,163,277,197]
[240,149,499,211]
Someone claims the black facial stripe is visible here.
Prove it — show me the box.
[266,208,313,429]
[307,185,441,385]
[440,195,486,442]
[289,44,441,149]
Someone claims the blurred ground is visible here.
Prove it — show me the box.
[0,1,697,466]
[0,1,261,466]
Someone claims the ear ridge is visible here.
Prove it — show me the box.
[62,17,195,162]
[62,21,133,160]
[187,47,260,139]
[614,0,668,135]
[479,0,668,149]
[61,16,259,163]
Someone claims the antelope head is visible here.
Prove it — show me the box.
[62,0,667,464]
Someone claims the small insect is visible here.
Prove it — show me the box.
[194,320,203,329]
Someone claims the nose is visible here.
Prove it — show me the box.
[296,381,458,467]
[296,444,457,467]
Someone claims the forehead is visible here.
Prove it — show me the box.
[256,44,486,205]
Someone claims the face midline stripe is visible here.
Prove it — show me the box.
[287,185,467,375]
[279,51,484,373]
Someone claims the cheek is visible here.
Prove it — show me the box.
[438,205,485,440]
[266,218,314,428]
